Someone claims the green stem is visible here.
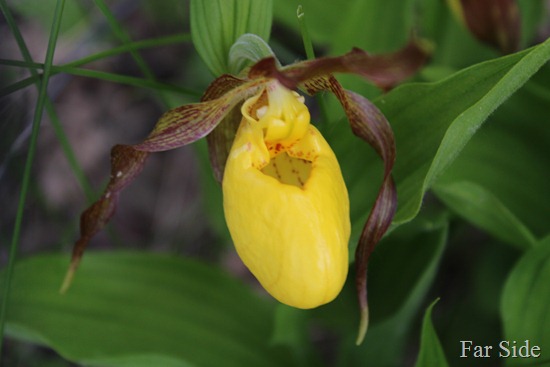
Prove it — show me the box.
[296,5,329,125]
[45,102,96,203]
[297,5,315,60]
[0,6,99,203]
[0,62,201,98]
[0,33,190,70]
[0,0,66,357]
[0,74,36,96]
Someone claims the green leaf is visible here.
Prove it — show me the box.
[2,252,292,367]
[190,0,273,76]
[327,39,550,246]
[270,305,320,366]
[434,64,550,245]
[434,181,537,250]
[228,33,276,75]
[273,0,414,54]
[353,39,550,238]
[518,0,546,48]
[273,0,354,50]
[368,215,449,323]
[501,236,550,366]
[414,299,449,367]
[332,0,415,54]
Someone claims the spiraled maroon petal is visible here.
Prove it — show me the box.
[63,75,268,291]
[249,38,430,90]
[61,145,148,293]
[305,75,397,344]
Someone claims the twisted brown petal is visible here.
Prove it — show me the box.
[250,38,430,90]
[305,76,397,344]
[61,145,148,293]
[63,43,417,302]
[62,76,266,291]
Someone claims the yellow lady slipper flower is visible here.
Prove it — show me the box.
[63,42,428,342]
[223,82,350,308]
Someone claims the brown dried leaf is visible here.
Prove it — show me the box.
[62,75,268,291]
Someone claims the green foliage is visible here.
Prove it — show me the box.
[385,41,550,224]
[334,214,448,367]
[0,0,67,359]
[1,0,549,366]
[273,0,414,53]
[228,33,276,75]
[501,236,550,366]
[415,299,449,367]
[435,65,550,243]
[190,0,273,75]
[0,252,291,367]
[434,182,537,250]
[326,39,550,247]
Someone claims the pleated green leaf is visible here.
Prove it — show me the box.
[190,0,272,76]
[387,38,550,225]
[434,64,550,248]
[501,236,550,366]
[414,299,449,367]
[324,38,550,248]
[228,33,276,75]
[1,252,292,367]
[327,38,550,246]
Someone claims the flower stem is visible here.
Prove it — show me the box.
[296,5,329,125]
[297,5,315,60]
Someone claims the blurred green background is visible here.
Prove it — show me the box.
[1,0,549,366]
